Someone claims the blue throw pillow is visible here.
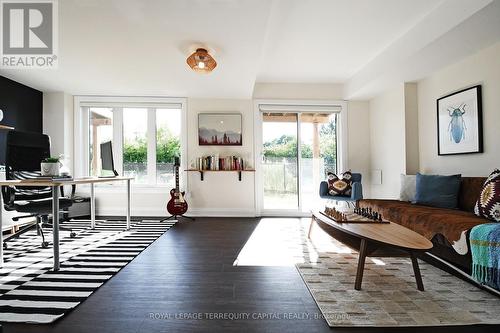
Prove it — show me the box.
[415,173,461,209]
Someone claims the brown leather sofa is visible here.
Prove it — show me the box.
[358,177,488,272]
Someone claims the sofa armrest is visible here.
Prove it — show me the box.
[351,182,363,201]
[319,181,329,197]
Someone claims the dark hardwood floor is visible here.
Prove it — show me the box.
[2,217,498,333]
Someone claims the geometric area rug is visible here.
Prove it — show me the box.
[0,219,176,324]
[297,220,500,327]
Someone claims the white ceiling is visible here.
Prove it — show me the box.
[1,0,499,99]
[257,0,440,82]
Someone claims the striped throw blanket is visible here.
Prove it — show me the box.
[470,223,500,290]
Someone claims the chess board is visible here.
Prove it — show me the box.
[319,211,390,224]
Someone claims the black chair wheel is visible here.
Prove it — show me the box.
[41,241,49,248]
[3,242,7,250]
[70,232,76,238]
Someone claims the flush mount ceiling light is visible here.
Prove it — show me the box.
[186,48,217,73]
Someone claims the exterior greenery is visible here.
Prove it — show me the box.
[122,118,336,169]
[262,119,337,163]
[263,135,306,158]
[319,120,337,165]
[262,119,337,194]
[123,127,180,163]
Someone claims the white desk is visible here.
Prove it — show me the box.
[0,176,133,271]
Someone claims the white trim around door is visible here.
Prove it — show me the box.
[253,99,348,217]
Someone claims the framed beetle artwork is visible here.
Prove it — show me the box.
[437,85,483,155]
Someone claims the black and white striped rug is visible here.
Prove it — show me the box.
[0,219,176,324]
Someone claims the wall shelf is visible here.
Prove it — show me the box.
[186,169,255,181]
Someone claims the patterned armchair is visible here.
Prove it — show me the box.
[319,173,363,206]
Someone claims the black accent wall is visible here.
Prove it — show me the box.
[0,75,43,164]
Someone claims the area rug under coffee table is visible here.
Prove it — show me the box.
[297,220,500,327]
[0,219,175,324]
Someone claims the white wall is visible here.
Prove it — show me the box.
[79,98,255,217]
[68,38,500,215]
[365,41,500,199]
[418,41,500,177]
[42,82,372,216]
[186,98,255,216]
[347,101,371,198]
[43,93,64,156]
[368,84,406,199]
[404,83,419,175]
[43,92,74,172]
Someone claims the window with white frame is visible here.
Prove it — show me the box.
[76,97,186,188]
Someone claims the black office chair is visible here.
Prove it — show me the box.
[1,130,76,249]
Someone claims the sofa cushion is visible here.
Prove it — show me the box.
[358,199,487,245]
[474,169,500,222]
[415,173,461,209]
[400,174,416,202]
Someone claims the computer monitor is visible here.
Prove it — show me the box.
[100,141,118,177]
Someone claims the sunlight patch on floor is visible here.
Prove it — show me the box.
[233,217,354,266]
[370,258,386,265]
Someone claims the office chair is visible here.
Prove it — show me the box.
[1,130,76,249]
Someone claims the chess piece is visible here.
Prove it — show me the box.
[324,206,347,222]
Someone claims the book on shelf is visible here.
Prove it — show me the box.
[196,155,246,171]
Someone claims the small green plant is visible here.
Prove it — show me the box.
[42,156,60,163]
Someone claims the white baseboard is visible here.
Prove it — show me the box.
[187,208,256,217]
[96,208,165,217]
[96,207,257,217]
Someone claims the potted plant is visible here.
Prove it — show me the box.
[41,156,61,176]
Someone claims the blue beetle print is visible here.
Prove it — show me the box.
[447,103,467,143]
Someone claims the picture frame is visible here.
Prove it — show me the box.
[437,85,483,155]
[198,113,242,146]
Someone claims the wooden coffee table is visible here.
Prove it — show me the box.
[309,210,433,291]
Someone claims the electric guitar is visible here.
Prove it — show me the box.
[166,157,188,216]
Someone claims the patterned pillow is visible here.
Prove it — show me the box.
[327,171,352,197]
[342,170,352,183]
[474,169,500,222]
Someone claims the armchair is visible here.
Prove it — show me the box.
[319,172,363,207]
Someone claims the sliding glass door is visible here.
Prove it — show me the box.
[299,113,338,211]
[261,111,338,213]
[262,113,299,210]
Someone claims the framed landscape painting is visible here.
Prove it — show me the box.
[437,85,483,155]
[198,113,242,146]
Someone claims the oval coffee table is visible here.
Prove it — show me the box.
[309,210,433,291]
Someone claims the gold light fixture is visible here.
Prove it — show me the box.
[186,48,217,73]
